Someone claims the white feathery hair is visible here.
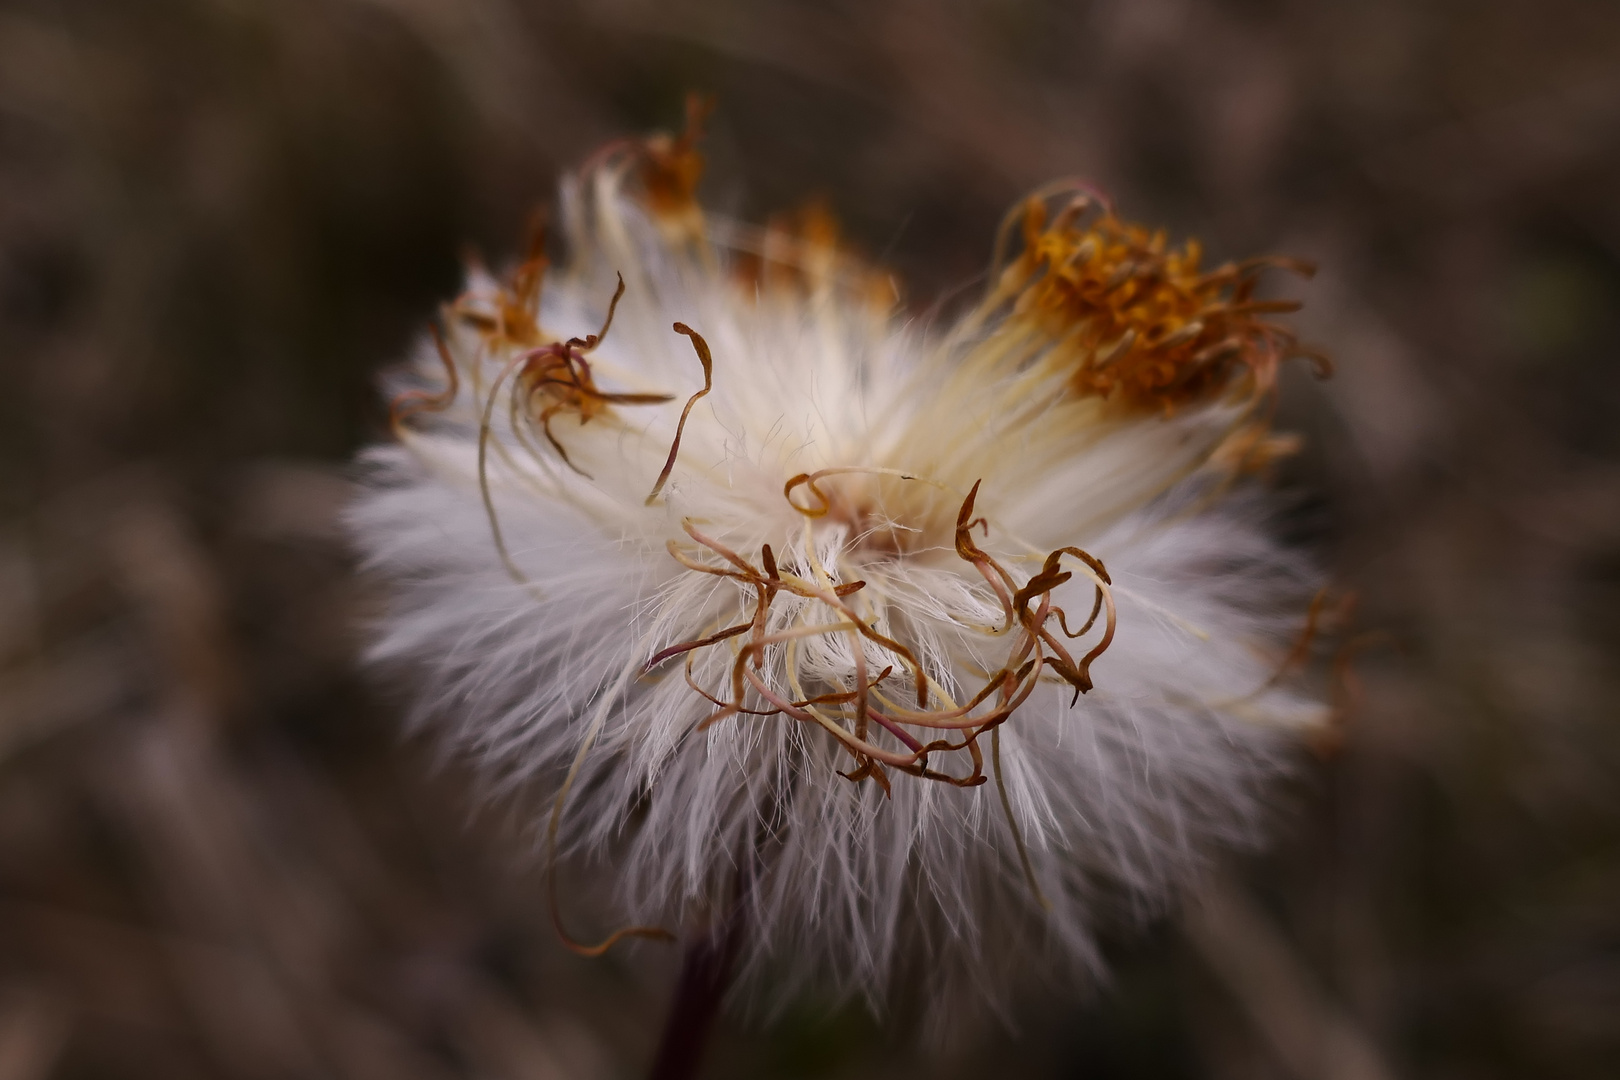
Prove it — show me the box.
[348,110,1331,1023]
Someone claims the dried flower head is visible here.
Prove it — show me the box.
[350,102,1333,1021]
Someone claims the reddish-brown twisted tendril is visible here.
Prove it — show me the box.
[648,478,1116,795]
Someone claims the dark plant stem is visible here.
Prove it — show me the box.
[646,896,746,1080]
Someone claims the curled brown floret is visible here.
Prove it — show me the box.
[637,92,714,238]
[388,321,460,432]
[509,274,678,477]
[474,275,679,585]
[452,211,551,350]
[732,199,901,313]
[389,212,553,431]
[648,478,1116,798]
[645,323,715,504]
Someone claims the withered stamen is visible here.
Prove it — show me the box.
[645,323,715,505]
[653,478,1117,794]
[388,319,460,431]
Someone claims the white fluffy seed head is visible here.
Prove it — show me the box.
[348,108,1332,1025]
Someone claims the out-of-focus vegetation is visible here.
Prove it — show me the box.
[2,1,1619,1077]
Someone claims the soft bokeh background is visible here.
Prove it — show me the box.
[3,1,1619,1077]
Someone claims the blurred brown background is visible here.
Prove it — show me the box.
[2,1,1619,1077]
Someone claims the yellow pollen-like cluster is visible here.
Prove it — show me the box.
[991,190,1330,413]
